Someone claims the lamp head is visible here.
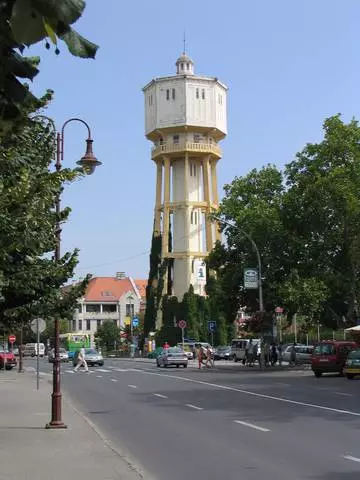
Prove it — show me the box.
[77,139,101,175]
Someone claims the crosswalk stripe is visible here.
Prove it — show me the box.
[96,369,111,372]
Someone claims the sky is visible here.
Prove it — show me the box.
[27,0,360,281]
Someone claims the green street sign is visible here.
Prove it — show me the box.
[244,268,258,289]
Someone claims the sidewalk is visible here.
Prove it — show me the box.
[0,370,146,480]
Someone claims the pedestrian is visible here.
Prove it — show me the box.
[246,339,253,366]
[264,342,270,366]
[271,343,278,366]
[290,342,296,367]
[198,346,203,369]
[163,341,170,350]
[278,342,283,367]
[74,344,89,373]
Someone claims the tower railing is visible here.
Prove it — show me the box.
[151,141,222,159]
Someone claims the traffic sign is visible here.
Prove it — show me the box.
[132,317,139,328]
[208,321,217,333]
[178,320,187,329]
[8,335,16,344]
[30,318,46,334]
[244,268,258,289]
[275,306,284,314]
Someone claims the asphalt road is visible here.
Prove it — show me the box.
[31,357,360,480]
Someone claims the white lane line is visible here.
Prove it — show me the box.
[153,393,168,399]
[96,369,111,372]
[96,375,103,378]
[334,392,353,397]
[234,420,270,432]
[65,370,75,374]
[114,368,129,372]
[128,384,137,389]
[185,404,203,411]
[343,455,360,463]
[138,369,360,417]
[111,379,118,382]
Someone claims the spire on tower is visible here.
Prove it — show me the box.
[183,30,186,54]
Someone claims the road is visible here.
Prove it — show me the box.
[29,357,360,480]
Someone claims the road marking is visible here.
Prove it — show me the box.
[96,375,103,378]
[128,384,137,389]
[185,404,203,411]
[97,369,111,372]
[111,379,118,382]
[153,393,168,399]
[114,368,130,372]
[275,382,290,387]
[139,369,360,417]
[334,392,353,397]
[343,455,360,463]
[234,420,270,432]
[65,370,75,374]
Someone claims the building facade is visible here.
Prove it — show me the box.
[143,52,228,300]
[70,273,146,336]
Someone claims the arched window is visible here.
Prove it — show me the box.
[191,259,195,273]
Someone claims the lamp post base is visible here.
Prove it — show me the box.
[45,421,67,429]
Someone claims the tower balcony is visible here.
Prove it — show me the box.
[151,141,222,160]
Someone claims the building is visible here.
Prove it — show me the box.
[70,273,146,336]
[143,51,228,300]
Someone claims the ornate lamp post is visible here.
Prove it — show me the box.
[35,117,101,429]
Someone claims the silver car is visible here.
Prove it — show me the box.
[157,347,188,368]
[73,348,104,367]
[283,344,314,364]
[48,348,69,363]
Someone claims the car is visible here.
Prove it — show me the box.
[214,345,231,360]
[344,348,360,379]
[48,348,69,363]
[0,346,17,370]
[282,344,314,364]
[311,341,357,377]
[72,348,104,367]
[230,338,261,362]
[156,347,188,368]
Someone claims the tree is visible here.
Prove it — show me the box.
[1,0,98,131]
[95,320,121,351]
[0,98,89,329]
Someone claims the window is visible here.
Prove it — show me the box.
[172,88,176,100]
[181,62,184,69]
[191,260,195,273]
[85,304,100,313]
[159,137,164,145]
[218,93,222,105]
[173,135,179,144]
[102,304,117,313]
[101,291,113,297]
[201,89,205,100]
[166,89,170,100]
[86,319,91,331]
[78,319,82,331]
[190,163,193,176]
[190,211,194,224]
[193,163,197,176]
[96,319,102,329]
[72,320,76,331]
[196,88,199,99]
[126,303,135,317]
[194,211,197,224]
[193,134,200,143]
[113,319,118,325]
[186,63,190,70]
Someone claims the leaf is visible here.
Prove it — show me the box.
[43,18,57,45]
[59,27,98,59]
[32,0,86,26]
[10,0,47,45]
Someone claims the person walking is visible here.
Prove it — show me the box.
[205,346,213,368]
[290,343,297,367]
[278,342,283,367]
[246,339,253,367]
[74,344,89,373]
[198,346,203,369]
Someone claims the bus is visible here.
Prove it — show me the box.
[59,333,91,358]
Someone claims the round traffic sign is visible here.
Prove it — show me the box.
[8,334,16,344]
[178,320,187,329]
[30,318,46,334]
[275,307,284,314]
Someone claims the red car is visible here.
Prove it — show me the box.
[311,341,357,377]
[0,346,17,370]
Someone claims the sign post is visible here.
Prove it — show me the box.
[8,335,16,354]
[275,307,284,342]
[178,320,187,351]
[208,321,217,347]
[30,318,46,390]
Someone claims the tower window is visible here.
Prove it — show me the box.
[181,63,184,70]
[193,134,200,143]
[166,89,170,100]
[173,135,179,144]
[187,63,190,70]
[218,93,222,105]
[191,260,195,273]
[196,88,199,99]
[190,163,193,176]
[193,163,197,176]
[190,211,194,224]
[202,89,205,100]
[172,88,176,100]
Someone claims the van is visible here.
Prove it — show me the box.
[311,341,357,377]
[231,338,261,362]
[23,343,45,358]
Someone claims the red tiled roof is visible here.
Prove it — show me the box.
[84,277,137,302]
[134,279,147,299]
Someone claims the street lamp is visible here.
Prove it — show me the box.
[34,116,101,429]
[213,216,264,313]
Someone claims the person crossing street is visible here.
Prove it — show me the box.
[74,344,89,373]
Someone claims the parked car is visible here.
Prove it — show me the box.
[72,348,104,367]
[231,338,261,362]
[156,347,188,368]
[283,344,314,364]
[344,348,360,379]
[48,348,69,363]
[214,346,232,360]
[177,343,194,360]
[23,343,45,358]
[0,346,17,370]
[311,341,357,377]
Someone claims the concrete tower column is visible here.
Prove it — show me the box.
[162,156,171,256]
[202,155,213,252]
[154,159,162,235]
[211,159,221,242]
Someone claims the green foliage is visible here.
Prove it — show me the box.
[95,320,121,351]
[43,318,68,341]
[0,100,89,329]
[0,0,98,130]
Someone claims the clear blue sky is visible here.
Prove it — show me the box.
[28,0,360,281]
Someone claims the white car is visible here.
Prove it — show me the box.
[48,348,69,363]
